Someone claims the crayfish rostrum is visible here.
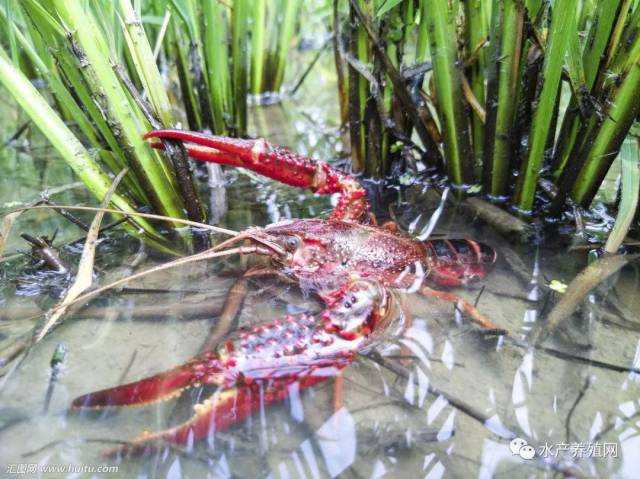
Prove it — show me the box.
[71,130,504,456]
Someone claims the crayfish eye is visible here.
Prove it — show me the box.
[285,236,300,251]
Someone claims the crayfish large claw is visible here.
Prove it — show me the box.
[70,279,391,456]
[145,129,370,222]
[70,352,225,410]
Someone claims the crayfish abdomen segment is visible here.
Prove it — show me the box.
[424,239,497,287]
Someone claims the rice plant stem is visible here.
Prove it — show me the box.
[118,0,173,126]
[420,0,473,186]
[483,0,524,198]
[232,0,249,135]
[251,0,266,94]
[351,0,442,167]
[465,0,488,172]
[514,0,578,213]
[0,46,154,236]
[52,0,184,219]
[203,0,230,133]
[171,25,202,129]
[569,64,640,206]
[333,0,349,127]
[552,0,625,178]
[272,0,300,92]
[115,64,206,229]
[551,19,640,211]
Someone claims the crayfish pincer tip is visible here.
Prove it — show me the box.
[143,130,161,140]
[143,129,180,140]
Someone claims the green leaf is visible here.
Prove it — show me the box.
[604,132,640,254]
[167,0,195,41]
[467,184,483,194]
[549,280,568,294]
[375,0,403,18]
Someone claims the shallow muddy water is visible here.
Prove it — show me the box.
[1,67,640,479]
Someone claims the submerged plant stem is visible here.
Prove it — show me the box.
[532,254,636,345]
[4,205,238,237]
[36,169,129,343]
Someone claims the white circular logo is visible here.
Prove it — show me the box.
[509,437,535,460]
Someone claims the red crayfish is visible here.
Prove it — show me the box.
[71,130,504,456]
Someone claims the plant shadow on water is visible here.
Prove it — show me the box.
[2,95,640,479]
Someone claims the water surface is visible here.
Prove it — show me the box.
[1,65,639,479]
